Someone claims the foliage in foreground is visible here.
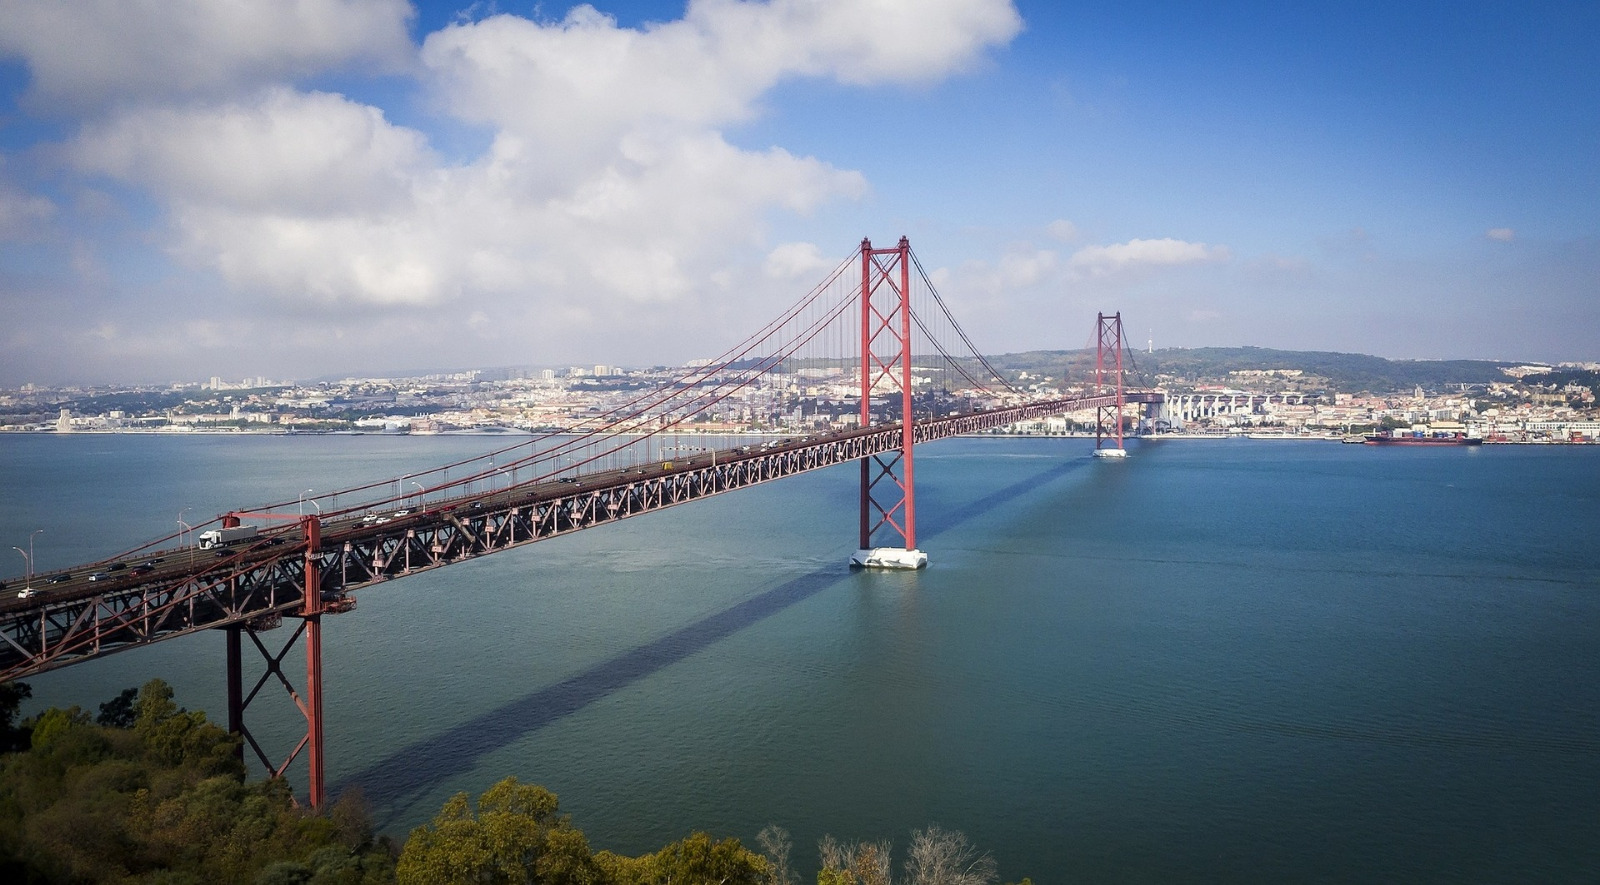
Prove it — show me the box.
[398,786,1026,885]
[4,682,1026,884]
[0,679,395,884]
[397,777,768,885]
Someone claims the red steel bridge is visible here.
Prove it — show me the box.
[1,237,1160,807]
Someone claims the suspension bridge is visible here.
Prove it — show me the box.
[1,237,1161,807]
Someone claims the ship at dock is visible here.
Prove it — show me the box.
[1364,429,1483,446]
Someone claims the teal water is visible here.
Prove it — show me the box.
[3,434,1599,882]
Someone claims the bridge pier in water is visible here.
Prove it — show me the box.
[0,238,1174,811]
[851,236,927,570]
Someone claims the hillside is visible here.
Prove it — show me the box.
[984,346,1518,394]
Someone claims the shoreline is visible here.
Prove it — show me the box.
[3,428,1591,445]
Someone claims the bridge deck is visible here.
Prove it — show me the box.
[1,393,1160,679]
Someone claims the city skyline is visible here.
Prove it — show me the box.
[1,0,1596,386]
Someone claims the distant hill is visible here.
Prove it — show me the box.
[983,346,1518,394]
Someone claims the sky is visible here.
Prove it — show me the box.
[0,0,1595,386]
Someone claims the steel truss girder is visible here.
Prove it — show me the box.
[0,392,1157,682]
[0,555,309,680]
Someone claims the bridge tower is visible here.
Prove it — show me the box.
[1094,312,1129,458]
[851,237,927,569]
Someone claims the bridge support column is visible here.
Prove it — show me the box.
[851,236,926,569]
[303,513,325,810]
[226,624,243,763]
[221,514,327,810]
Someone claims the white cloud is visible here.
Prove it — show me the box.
[934,234,1226,311]
[48,0,1006,315]
[1486,227,1515,242]
[0,0,415,111]
[764,242,834,278]
[0,181,55,241]
[1068,237,1229,276]
[65,88,866,309]
[1,1,1024,380]
[66,89,447,306]
[420,0,1021,178]
[995,247,1059,287]
[69,89,432,216]
[919,233,1236,352]
[693,0,1024,86]
[937,244,1060,311]
[174,208,450,307]
[1046,219,1079,242]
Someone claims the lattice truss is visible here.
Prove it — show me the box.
[0,236,1152,806]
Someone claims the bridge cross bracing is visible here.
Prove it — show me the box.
[1,237,1161,808]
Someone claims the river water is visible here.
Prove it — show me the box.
[3,433,1598,883]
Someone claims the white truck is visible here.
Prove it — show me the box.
[197,525,259,549]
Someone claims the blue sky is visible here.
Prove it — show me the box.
[0,0,1594,385]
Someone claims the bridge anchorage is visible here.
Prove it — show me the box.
[2,235,1158,808]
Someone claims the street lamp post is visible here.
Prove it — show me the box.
[177,508,193,565]
[410,481,425,509]
[300,489,314,516]
[25,528,43,586]
[11,546,31,590]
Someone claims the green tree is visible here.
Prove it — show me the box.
[817,837,891,885]
[0,682,31,753]
[0,681,394,884]
[396,776,599,885]
[97,686,139,728]
[596,832,767,885]
[640,832,767,885]
[132,678,240,776]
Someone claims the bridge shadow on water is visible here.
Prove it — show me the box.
[340,455,1090,823]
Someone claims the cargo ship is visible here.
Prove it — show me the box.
[1363,430,1483,446]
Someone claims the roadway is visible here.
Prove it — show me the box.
[0,428,860,613]
[1,393,1161,677]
